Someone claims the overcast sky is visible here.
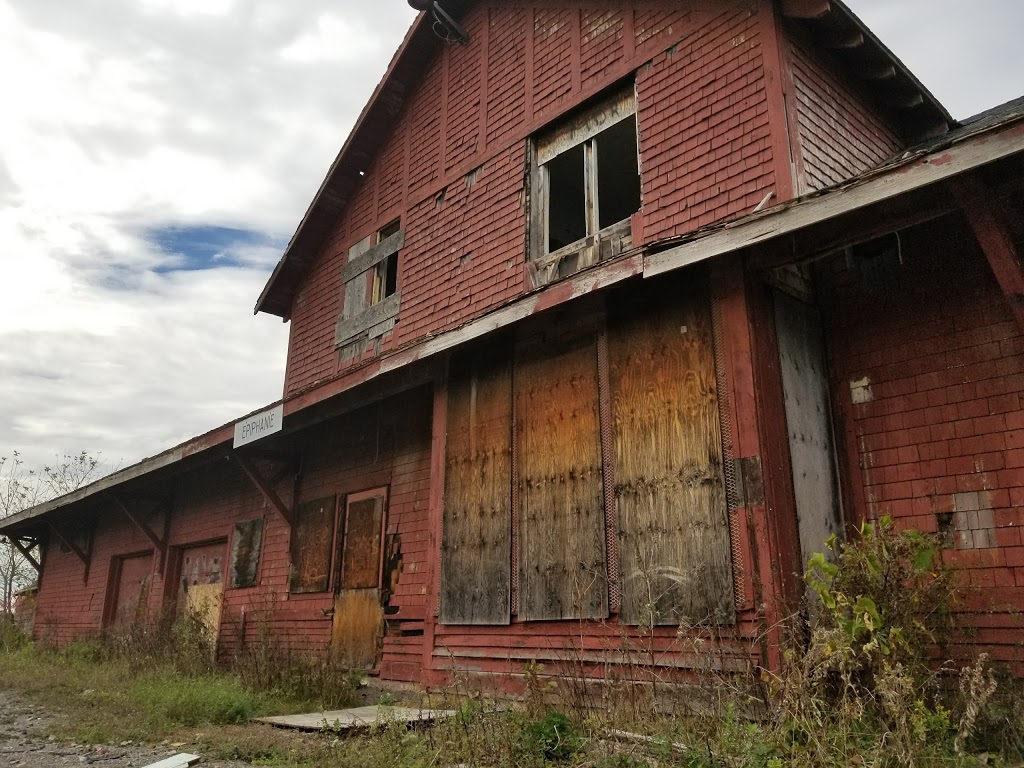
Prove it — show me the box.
[1,0,1022,480]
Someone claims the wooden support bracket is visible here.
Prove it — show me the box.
[46,521,89,567]
[107,493,170,575]
[951,176,1024,334]
[108,493,165,552]
[10,537,41,572]
[233,453,294,527]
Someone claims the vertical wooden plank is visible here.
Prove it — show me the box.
[440,349,512,625]
[774,291,843,564]
[609,278,735,625]
[516,334,607,621]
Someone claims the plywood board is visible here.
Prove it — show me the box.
[257,705,455,732]
[289,496,335,593]
[332,588,384,669]
[229,517,263,588]
[609,280,735,624]
[515,335,608,621]
[440,350,513,625]
[341,495,384,590]
[774,291,843,566]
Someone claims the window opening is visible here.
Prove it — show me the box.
[595,118,641,230]
[530,86,640,286]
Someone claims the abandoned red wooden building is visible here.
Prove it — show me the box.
[3,0,1024,686]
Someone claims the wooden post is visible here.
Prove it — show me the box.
[421,357,449,686]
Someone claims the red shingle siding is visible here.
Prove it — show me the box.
[637,7,775,240]
[532,9,575,115]
[485,7,528,147]
[283,2,785,396]
[829,215,1024,672]
[789,33,902,192]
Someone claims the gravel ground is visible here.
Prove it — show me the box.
[0,689,253,767]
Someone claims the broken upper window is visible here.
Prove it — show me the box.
[529,87,641,287]
[335,220,403,360]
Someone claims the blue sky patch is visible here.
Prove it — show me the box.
[147,225,283,273]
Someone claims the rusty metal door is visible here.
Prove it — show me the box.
[775,290,844,569]
[177,541,226,647]
[107,552,153,627]
[332,489,387,668]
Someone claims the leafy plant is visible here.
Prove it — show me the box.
[522,709,582,762]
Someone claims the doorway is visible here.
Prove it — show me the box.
[332,488,388,668]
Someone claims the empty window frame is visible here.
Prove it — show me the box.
[336,221,404,356]
[529,87,641,287]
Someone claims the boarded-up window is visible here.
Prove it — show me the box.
[289,496,336,593]
[336,223,403,359]
[609,278,735,625]
[229,517,264,589]
[340,490,386,590]
[105,552,153,627]
[440,349,513,625]
[516,335,608,621]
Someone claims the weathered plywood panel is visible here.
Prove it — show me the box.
[774,291,843,565]
[332,588,384,669]
[609,280,735,625]
[440,350,513,625]
[229,517,263,588]
[289,496,336,593]
[516,335,607,621]
[342,495,384,590]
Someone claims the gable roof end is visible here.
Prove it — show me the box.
[255,0,954,319]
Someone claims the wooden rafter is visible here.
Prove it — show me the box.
[9,537,41,572]
[951,176,1024,334]
[232,453,294,526]
[46,520,89,566]
[107,493,165,552]
[780,0,830,18]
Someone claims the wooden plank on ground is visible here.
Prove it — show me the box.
[515,334,607,621]
[608,277,735,624]
[256,706,455,732]
[440,348,513,625]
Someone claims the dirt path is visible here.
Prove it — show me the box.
[0,689,253,767]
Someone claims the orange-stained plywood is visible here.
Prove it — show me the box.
[515,334,607,621]
[608,277,735,625]
[440,347,513,625]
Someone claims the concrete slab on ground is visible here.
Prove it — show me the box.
[255,705,456,732]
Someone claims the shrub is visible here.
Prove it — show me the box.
[521,710,582,762]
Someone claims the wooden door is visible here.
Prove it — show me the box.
[107,552,153,627]
[177,541,226,646]
[774,290,843,570]
[332,489,387,668]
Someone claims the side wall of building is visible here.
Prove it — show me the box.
[785,25,902,193]
[825,213,1024,674]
